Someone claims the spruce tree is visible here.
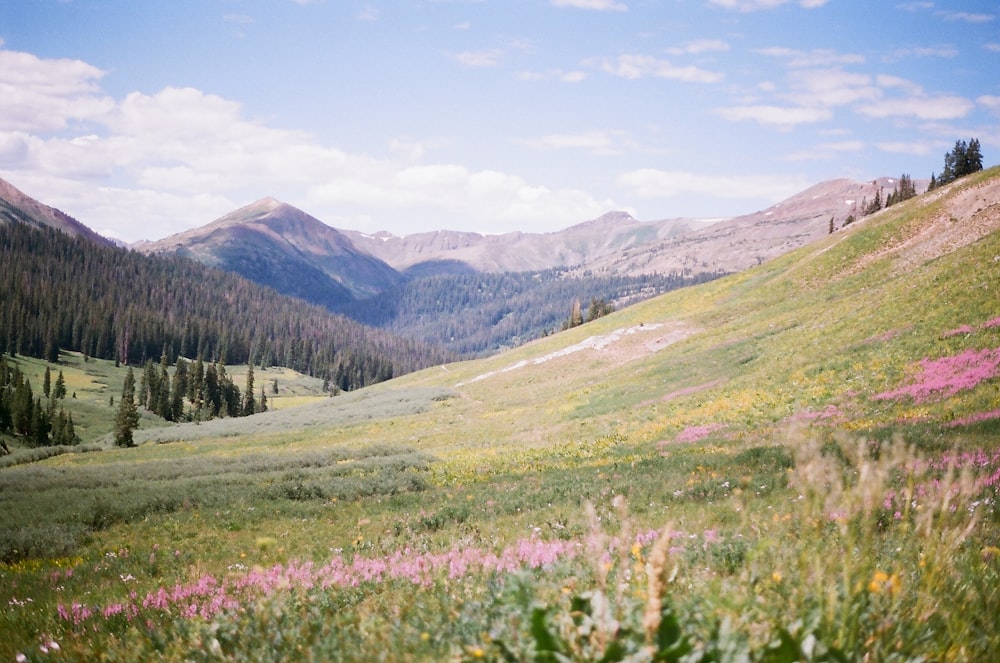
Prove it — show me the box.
[114,367,140,447]
[243,363,255,416]
[54,370,66,399]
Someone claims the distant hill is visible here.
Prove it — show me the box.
[342,212,708,277]
[140,198,406,308]
[575,177,925,277]
[0,177,112,246]
[346,178,922,278]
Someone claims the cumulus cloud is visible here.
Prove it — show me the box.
[592,54,723,83]
[0,50,114,132]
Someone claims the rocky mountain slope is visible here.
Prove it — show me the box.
[576,177,915,277]
[341,212,706,277]
[139,198,405,307]
[0,177,112,246]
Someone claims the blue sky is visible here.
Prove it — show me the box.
[1,0,998,242]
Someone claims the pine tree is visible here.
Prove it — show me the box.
[157,354,171,420]
[43,366,51,398]
[243,364,255,416]
[114,367,140,447]
[54,370,66,399]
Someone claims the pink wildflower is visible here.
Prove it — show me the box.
[674,423,727,444]
[874,347,1000,403]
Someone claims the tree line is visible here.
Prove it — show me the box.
[0,220,452,389]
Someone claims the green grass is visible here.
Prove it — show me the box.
[2,169,1000,660]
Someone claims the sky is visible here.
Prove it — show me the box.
[1,1,998,243]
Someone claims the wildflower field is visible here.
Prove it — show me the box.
[3,169,1000,660]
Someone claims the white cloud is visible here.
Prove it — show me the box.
[551,0,628,10]
[783,140,864,161]
[519,130,634,154]
[309,164,619,233]
[858,96,973,120]
[977,95,1000,113]
[451,49,504,67]
[715,104,832,128]
[616,168,810,202]
[884,45,959,61]
[708,0,829,11]
[986,43,1000,52]
[754,47,865,68]
[0,50,114,132]
[356,4,380,21]
[938,11,995,23]
[593,54,723,83]
[858,78,974,121]
[518,68,587,82]
[784,68,878,107]
[665,39,730,55]
[224,14,255,25]
[875,141,936,155]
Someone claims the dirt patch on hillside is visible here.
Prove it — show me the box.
[459,320,697,386]
[892,177,1000,272]
[842,177,1000,276]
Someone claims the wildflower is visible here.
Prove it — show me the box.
[772,571,782,583]
[868,570,901,595]
[420,632,430,642]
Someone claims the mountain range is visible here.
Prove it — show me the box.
[135,176,912,299]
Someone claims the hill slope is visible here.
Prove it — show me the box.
[0,177,112,246]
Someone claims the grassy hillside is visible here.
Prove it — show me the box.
[2,169,999,660]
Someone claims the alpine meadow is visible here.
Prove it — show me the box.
[2,162,1000,661]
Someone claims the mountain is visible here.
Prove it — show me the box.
[342,212,708,276]
[0,177,112,246]
[345,178,917,278]
[574,176,919,277]
[140,198,406,307]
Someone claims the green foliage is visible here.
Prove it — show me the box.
[113,367,139,447]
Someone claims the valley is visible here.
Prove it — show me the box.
[1,167,999,660]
